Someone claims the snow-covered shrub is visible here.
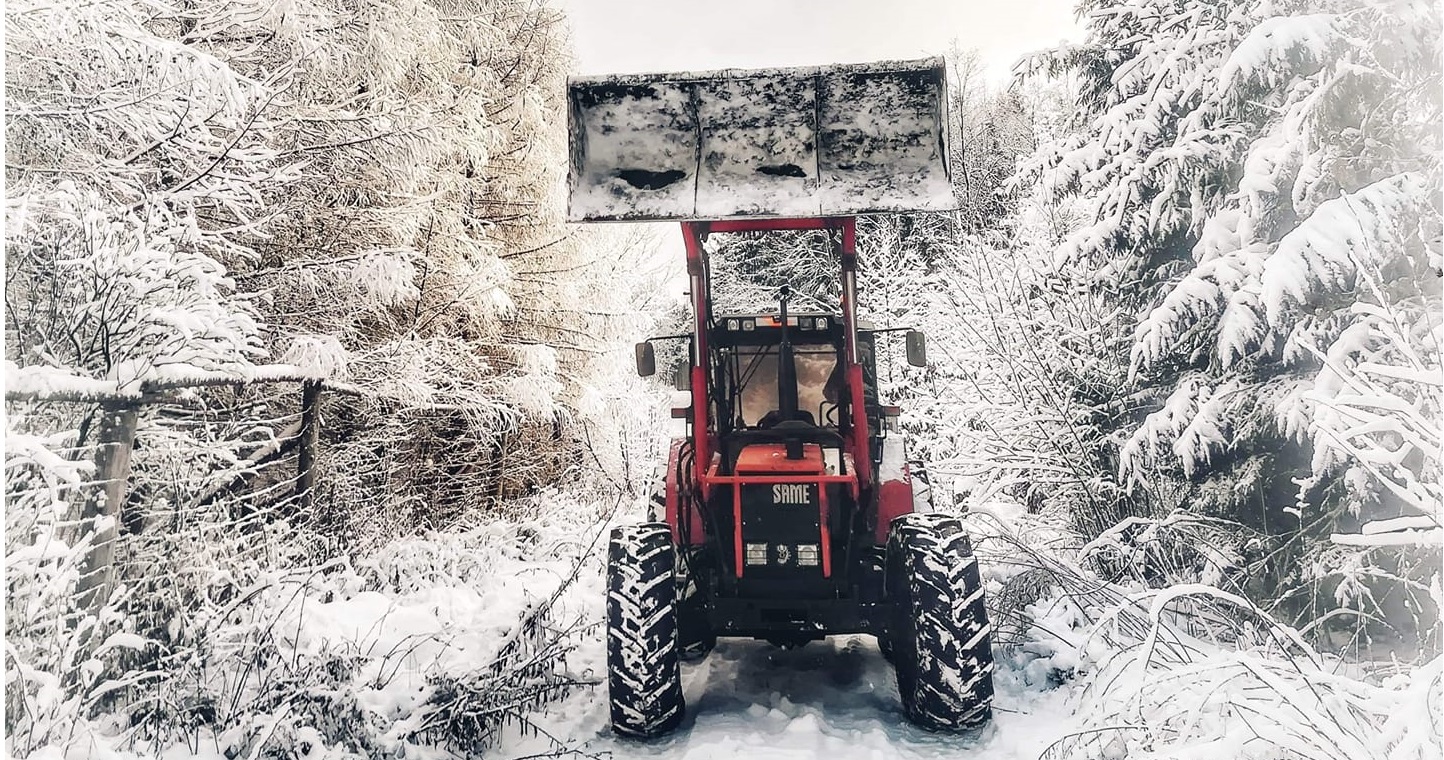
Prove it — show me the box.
[6,385,308,753]
[966,506,1441,760]
[5,188,268,391]
[188,501,597,758]
[5,429,102,752]
[7,483,603,758]
[896,185,1153,537]
[1045,585,1441,760]
[1075,511,1251,589]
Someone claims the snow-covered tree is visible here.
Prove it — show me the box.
[5,0,658,752]
[949,49,1037,234]
[1020,0,1440,638]
[9,0,649,538]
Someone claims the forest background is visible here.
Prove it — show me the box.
[4,0,1439,756]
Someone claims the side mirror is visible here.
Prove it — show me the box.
[673,365,692,392]
[635,342,656,377]
[905,330,927,367]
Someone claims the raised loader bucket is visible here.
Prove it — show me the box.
[567,57,953,222]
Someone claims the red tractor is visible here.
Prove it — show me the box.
[568,58,995,737]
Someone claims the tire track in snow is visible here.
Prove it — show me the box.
[524,634,1074,759]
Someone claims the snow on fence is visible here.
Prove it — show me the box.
[4,374,355,685]
[5,373,606,758]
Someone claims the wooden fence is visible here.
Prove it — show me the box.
[5,373,357,666]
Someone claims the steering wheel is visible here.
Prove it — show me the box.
[820,400,840,426]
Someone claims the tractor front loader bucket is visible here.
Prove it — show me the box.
[567,57,953,222]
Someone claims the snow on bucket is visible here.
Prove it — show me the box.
[567,58,953,222]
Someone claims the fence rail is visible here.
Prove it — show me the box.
[5,373,352,665]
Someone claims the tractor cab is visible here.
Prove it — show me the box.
[640,305,927,477]
[709,311,846,431]
[639,310,925,470]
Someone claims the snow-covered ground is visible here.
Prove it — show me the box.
[489,499,1081,760]
[205,497,1444,760]
[518,634,1076,760]
[18,492,1435,760]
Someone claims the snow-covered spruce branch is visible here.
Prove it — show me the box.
[965,510,1439,760]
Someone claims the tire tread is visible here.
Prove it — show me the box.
[607,523,685,738]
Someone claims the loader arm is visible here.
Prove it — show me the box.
[679,217,872,492]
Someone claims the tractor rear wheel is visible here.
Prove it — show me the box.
[607,523,685,739]
[886,513,994,731]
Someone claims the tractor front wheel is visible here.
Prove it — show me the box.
[606,523,685,739]
[886,513,994,731]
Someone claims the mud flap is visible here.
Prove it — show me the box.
[567,57,952,222]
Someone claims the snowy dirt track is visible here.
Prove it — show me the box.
[488,502,1082,760]
[516,628,1074,759]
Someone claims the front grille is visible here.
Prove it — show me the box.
[739,483,823,579]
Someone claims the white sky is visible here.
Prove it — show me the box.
[555,0,1084,85]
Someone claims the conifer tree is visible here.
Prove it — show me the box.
[1019,0,1440,632]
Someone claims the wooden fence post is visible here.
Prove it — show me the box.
[68,399,139,685]
[296,380,322,510]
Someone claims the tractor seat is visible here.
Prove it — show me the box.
[756,409,815,428]
[722,418,846,475]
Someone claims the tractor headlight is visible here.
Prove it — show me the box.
[726,318,739,331]
[741,318,756,331]
[815,317,828,330]
[745,543,768,566]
